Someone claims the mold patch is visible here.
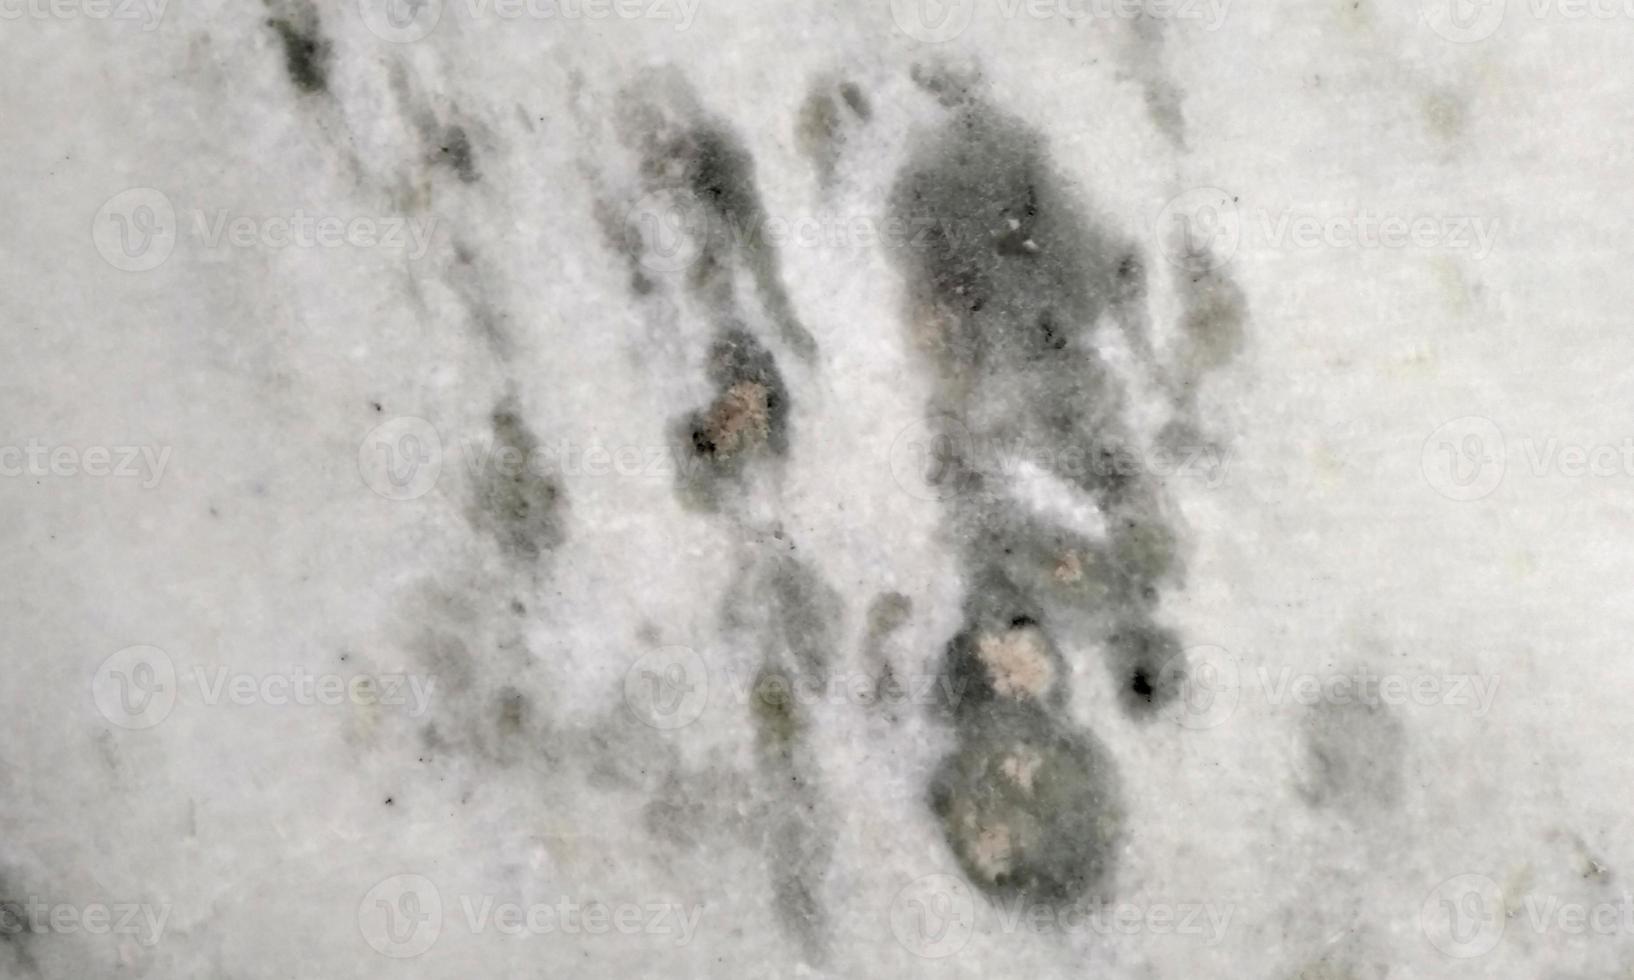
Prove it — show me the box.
[930,707,1124,903]
[468,397,565,564]
[671,327,791,511]
[612,73,818,359]
[736,557,843,965]
[888,87,1189,718]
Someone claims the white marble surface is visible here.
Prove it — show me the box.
[4,0,1634,977]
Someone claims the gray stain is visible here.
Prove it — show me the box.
[468,396,565,564]
[264,1,329,96]
[888,85,1188,719]
[738,556,842,965]
[886,78,1211,904]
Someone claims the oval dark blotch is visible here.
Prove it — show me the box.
[930,710,1124,904]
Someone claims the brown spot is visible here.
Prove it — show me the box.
[700,381,771,459]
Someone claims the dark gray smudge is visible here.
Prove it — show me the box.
[0,872,39,976]
[1296,696,1405,816]
[797,77,872,187]
[437,125,479,184]
[861,592,913,718]
[614,75,818,360]
[265,1,329,96]
[887,79,1203,905]
[1120,17,1187,147]
[889,86,1186,719]
[468,396,564,563]
[606,73,838,963]
[734,556,842,965]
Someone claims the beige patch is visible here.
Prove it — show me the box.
[977,626,1055,700]
[963,811,1014,878]
[702,381,770,458]
[1053,550,1083,584]
[1000,745,1044,794]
